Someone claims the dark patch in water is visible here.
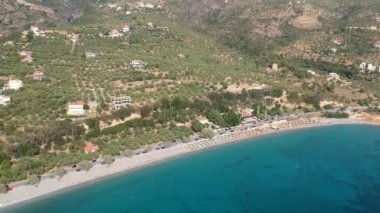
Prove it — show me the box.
[345,178,380,213]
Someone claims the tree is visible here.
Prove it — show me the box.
[103,155,114,166]
[123,149,134,157]
[139,105,152,118]
[201,128,215,139]
[79,160,92,171]
[191,120,204,132]
[113,106,134,120]
[26,31,34,42]
[28,174,40,185]
[224,111,241,127]
[0,183,6,193]
[206,109,224,127]
[55,167,66,179]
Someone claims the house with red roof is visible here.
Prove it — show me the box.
[240,109,257,124]
[84,142,100,154]
[67,100,85,116]
[32,70,45,80]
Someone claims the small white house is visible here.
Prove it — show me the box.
[8,80,23,90]
[109,30,123,38]
[85,52,97,59]
[367,64,376,72]
[0,95,11,106]
[122,25,130,34]
[131,60,146,70]
[272,63,278,71]
[307,70,316,76]
[30,26,45,37]
[327,73,340,81]
[67,100,86,116]
[147,22,154,30]
[359,62,367,70]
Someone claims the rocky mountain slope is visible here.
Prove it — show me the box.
[0,0,96,36]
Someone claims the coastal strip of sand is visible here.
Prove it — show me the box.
[0,117,379,208]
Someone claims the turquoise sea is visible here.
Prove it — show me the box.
[3,124,380,213]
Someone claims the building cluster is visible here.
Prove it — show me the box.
[359,62,380,73]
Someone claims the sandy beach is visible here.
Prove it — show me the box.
[1,116,379,208]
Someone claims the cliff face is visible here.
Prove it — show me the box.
[0,0,95,36]
[183,0,226,17]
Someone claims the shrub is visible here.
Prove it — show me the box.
[102,155,114,166]
[28,174,40,185]
[201,128,215,139]
[79,160,92,171]
[55,167,66,179]
[0,183,6,193]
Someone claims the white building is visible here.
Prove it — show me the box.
[327,73,340,81]
[147,22,154,30]
[85,52,97,59]
[367,64,376,72]
[112,95,132,109]
[0,95,11,106]
[307,70,316,76]
[8,80,23,90]
[30,26,45,37]
[109,30,123,38]
[359,62,367,70]
[122,25,130,34]
[131,60,146,70]
[67,100,86,116]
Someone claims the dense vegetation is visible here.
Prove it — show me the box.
[0,0,379,185]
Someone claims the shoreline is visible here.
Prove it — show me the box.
[0,118,379,209]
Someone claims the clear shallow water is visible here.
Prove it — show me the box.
[4,124,380,213]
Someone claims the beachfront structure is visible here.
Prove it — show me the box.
[112,95,132,109]
[0,95,11,106]
[240,110,257,124]
[8,80,23,90]
[131,60,146,70]
[32,70,45,80]
[67,100,86,116]
[84,142,100,154]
